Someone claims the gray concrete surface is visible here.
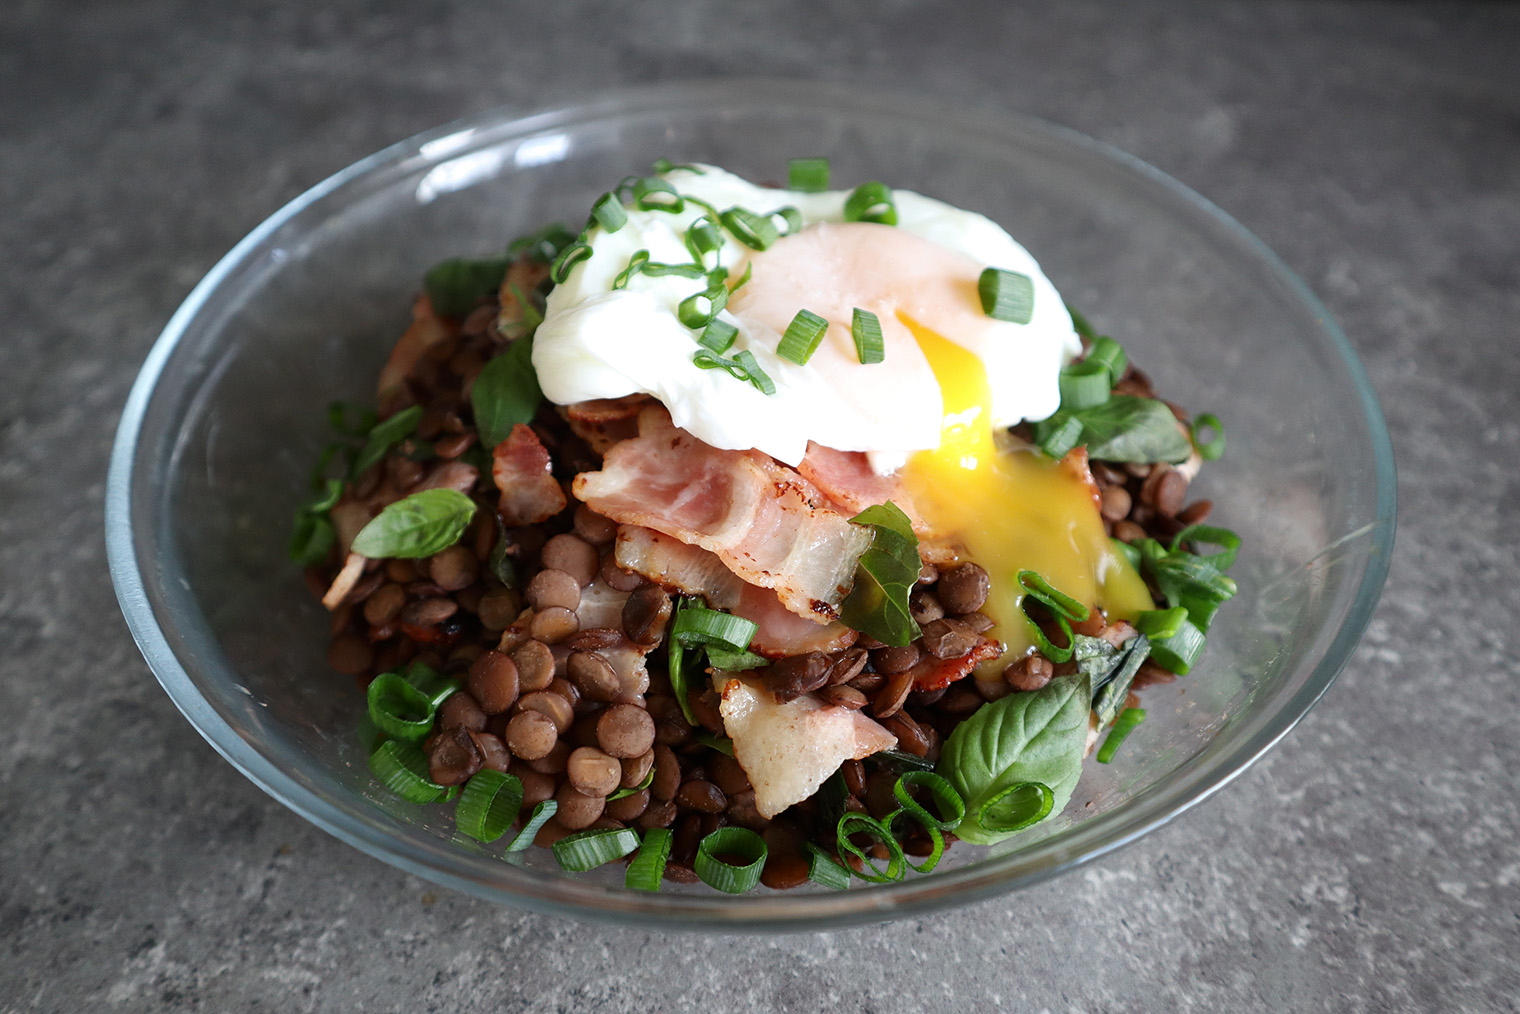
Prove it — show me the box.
[3,1,1518,1011]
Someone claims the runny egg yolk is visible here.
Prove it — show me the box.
[896,315,1154,659]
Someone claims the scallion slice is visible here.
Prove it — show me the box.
[366,672,436,743]
[1191,412,1226,460]
[805,843,852,890]
[1096,708,1146,764]
[851,307,884,364]
[1086,335,1128,385]
[403,659,460,709]
[694,827,768,894]
[1018,570,1090,622]
[893,771,965,831]
[632,176,684,213]
[1135,606,1188,641]
[1170,524,1241,570]
[884,806,945,874]
[368,740,452,804]
[671,605,758,651]
[589,191,627,233]
[552,827,641,872]
[625,828,672,891]
[1059,360,1113,410]
[978,267,1035,324]
[787,157,830,192]
[1146,614,1206,675]
[771,206,803,235]
[843,182,897,225]
[1035,412,1084,460]
[705,645,770,670]
[777,309,829,365]
[694,732,735,756]
[726,260,753,293]
[504,800,558,852]
[977,781,1053,833]
[835,813,906,883]
[549,239,592,284]
[732,350,775,395]
[697,318,738,355]
[454,770,524,843]
[678,279,729,329]
[684,215,725,268]
[719,206,780,250]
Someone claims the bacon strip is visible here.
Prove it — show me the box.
[574,408,872,621]
[378,293,453,401]
[797,442,928,532]
[908,637,1004,692]
[615,526,857,657]
[492,424,567,525]
[562,394,653,455]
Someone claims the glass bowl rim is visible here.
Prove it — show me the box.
[105,77,1397,930]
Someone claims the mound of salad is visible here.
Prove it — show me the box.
[291,157,1238,892]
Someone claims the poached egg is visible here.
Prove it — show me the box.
[534,165,1149,654]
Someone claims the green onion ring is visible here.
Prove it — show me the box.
[977,781,1054,834]
[805,842,852,890]
[366,672,436,743]
[1097,708,1147,763]
[625,828,672,891]
[504,799,558,853]
[835,812,907,883]
[694,827,768,894]
[454,770,524,843]
[552,827,641,872]
[367,740,453,804]
[1191,413,1226,460]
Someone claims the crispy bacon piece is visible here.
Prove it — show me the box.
[414,460,479,496]
[491,423,567,525]
[561,394,654,455]
[377,293,453,402]
[614,526,857,657]
[573,408,872,621]
[797,442,927,532]
[717,675,897,819]
[908,637,1004,692]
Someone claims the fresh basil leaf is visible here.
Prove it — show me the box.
[351,405,423,478]
[424,255,510,318]
[287,512,335,565]
[1079,633,1152,728]
[840,501,922,647]
[471,338,543,450]
[350,488,477,559]
[1072,395,1192,463]
[936,673,1090,845]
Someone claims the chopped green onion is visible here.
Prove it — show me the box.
[454,770,524,843]
[553,827,641,871]
[771,206,803,235]
[719,206,780,250]
[697,319,738,354]
[549,239,591,284]
[403,659,460,709]
[1191,413,1226,460]
[611,250,649,290]
[1059,360,1112,410]
[851,308,884,364]
[1096,708,1146,763]
[1170,524,1241,570]
[731,350,776,395]
[666,598,701,728]
[625,828,672,891]
[978,267,1035,324]
[726,261,753,293]
[777,309,829,365]
[1086,336,1129,385]
[805,843,852,890]
[884,806,945,874]
[835,813,906,883]
[684,215,725,267]
[589,191,627,232]
[607,767,656,802]
[705,645,770,670]
[977,781,1053,833]
[356,712,384,753]
[632,176,684,212]
[368,740,453,804]
[1146,614,1206,675]
[867,748,936,774]
[678,281,730,329]
[694,827,768,894]
[1018,571,1090,622]
[1067,304,1097,341]
[504,800,559,852]
[787,157,830,192]
[843,182,897,225]
[1135,606,1188,641]
[893,770,965,831]
[651,158,704,175]
[508,222,579,264]
[1036,412,1084,460]
[671,605,758,651]
[366,672,437,743]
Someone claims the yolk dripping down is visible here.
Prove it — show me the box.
[896,315,1154,662]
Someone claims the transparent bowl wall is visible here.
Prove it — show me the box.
[108,80,1394,930]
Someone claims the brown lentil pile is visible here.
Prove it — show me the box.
[307,263,1207,887]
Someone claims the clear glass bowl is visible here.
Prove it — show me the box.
[106,79,1395,930]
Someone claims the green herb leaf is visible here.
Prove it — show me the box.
[839,501,922,647]
[287,512,335,566]
[935,673,1090,845]
[1070,395,1192,463]
[424,256,510,318]
[351,405,423,478]
[350,488,477,559]
[471,338,542,450]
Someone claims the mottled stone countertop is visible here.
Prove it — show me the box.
[3,2,1517,1011]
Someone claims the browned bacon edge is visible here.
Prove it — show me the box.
[908,637,1004,692]
[492,423,567,526]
